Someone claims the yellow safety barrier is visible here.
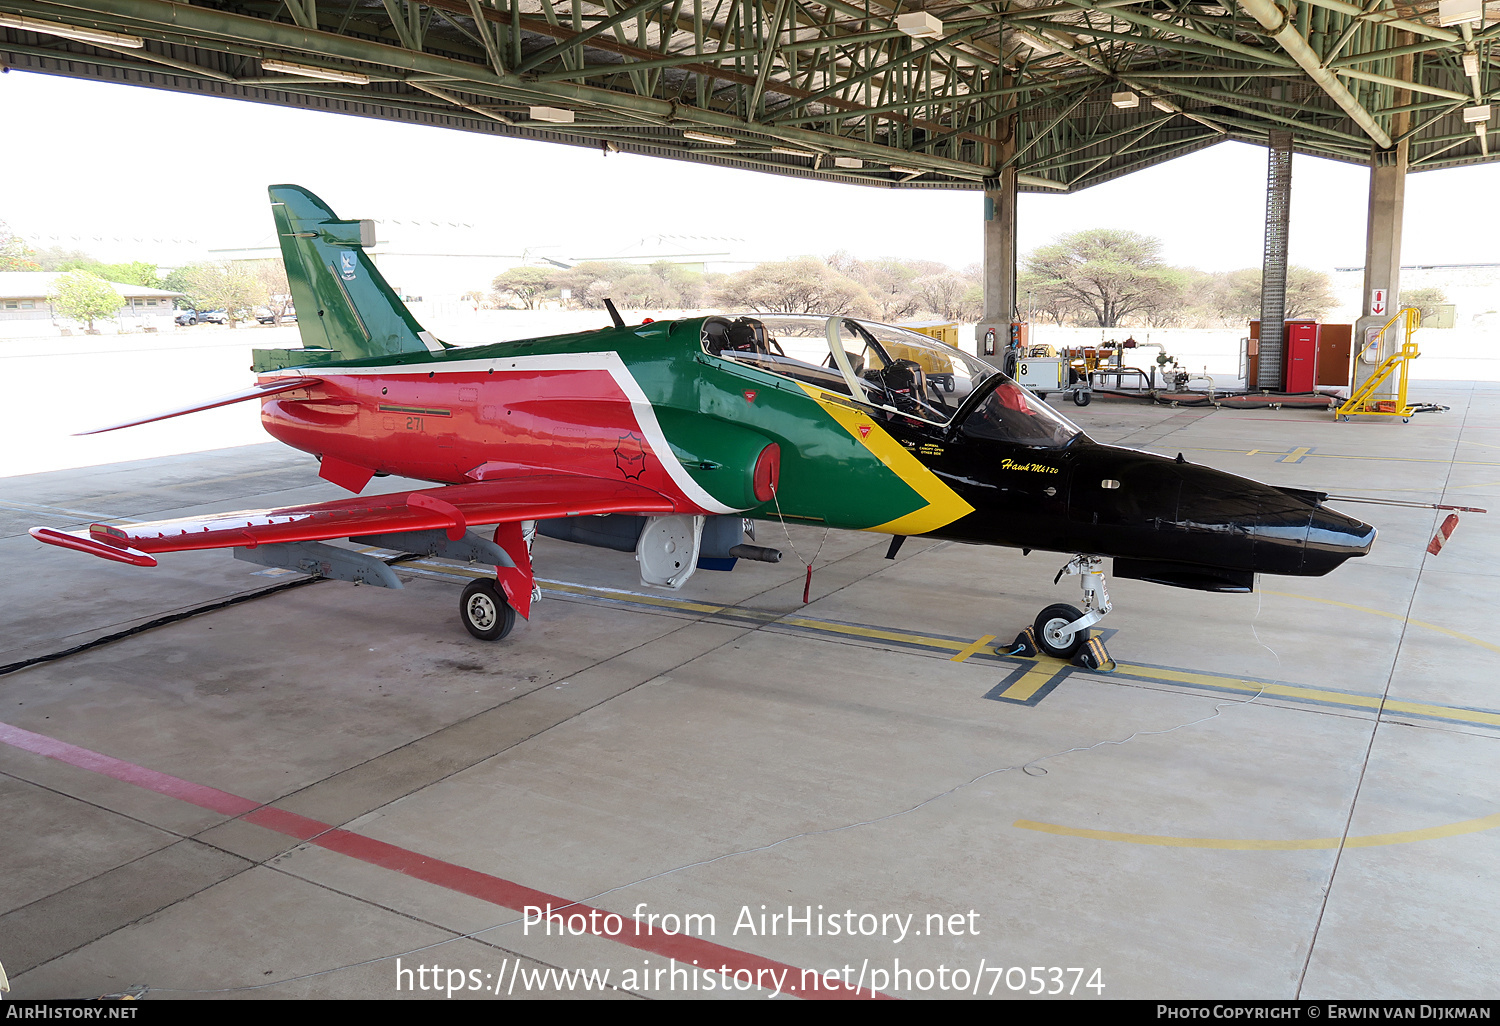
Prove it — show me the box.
[1336,307,1421,422]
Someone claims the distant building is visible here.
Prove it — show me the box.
[1331,263,1500,328]
[0,271,182,336]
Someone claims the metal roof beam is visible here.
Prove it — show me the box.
[1234,0,1392,147]
[1054,1,1299,68]
[513,0,665,75]
[1336,66,1472,102]
[533,45,759,80]
[1149,78,1376,144]
[1294,0,1458,43]
[1015,17,1295,67]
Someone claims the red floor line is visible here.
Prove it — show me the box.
[1,720,885,999]
[0,721,259,817]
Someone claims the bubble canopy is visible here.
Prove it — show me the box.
[699,313,1084,449]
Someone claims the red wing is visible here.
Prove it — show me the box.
[32,475,677,565]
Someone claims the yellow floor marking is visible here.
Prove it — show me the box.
[539,579,730,616]
[780,615,966,651]
[1188,446,1500,467]
[950,635,998,663]
[1278,446,1312,463]
[1110,660,1500,728]
[1263,590,1500,657]
[400,566,1500,727]
[1013,810,1500,850]
[999,661,1068,701]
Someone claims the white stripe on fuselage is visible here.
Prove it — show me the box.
[263,352,739,515]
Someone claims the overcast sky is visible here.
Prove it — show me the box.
[2,69,1493,275]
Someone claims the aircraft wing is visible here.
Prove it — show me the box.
[31,474,678,567]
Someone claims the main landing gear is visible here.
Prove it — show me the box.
[1032,555,1112,659]
[461,578,516,641]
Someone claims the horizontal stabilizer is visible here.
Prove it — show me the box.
[77,378,321,435]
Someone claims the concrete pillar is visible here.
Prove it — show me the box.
[1353,46,1411,399]
[1353,143,1407,398]
[976,76,1017,363]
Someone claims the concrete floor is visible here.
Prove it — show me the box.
[1,383,1498,1000]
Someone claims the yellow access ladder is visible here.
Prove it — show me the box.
[1336,307,1421,422]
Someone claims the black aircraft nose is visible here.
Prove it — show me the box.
[1303,501,1377,573]
[1179,471,1376,576]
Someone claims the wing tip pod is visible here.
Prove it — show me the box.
[30,527,158,567]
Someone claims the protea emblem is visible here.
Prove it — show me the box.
[614,432,647,480]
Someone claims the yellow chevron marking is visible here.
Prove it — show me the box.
[1013,811,1500,850]
[797,383,974,535]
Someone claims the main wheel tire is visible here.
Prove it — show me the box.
[1073,389,1092,407]
[461,579,515,641]
[1034,603,1086,659]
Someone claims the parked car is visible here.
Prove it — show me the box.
[175,309,200,326]
[256,307,296,324]
[198,310,230,324]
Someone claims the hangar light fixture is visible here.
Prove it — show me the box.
[1438,0,1483,26]
[528,106,575,123]
[683,130,737,145]
[771,145,818,159]
[895,12,944,39]
[1151,97,1175,112]
[888,164,926,175]
[833,157,863,169]
[1111,91,1140,109]
[1463,104,1491,122]
[262,59,370,84]
[1463,53,1481,77]
[0,13,143,48]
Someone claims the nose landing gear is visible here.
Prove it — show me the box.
[1032,555,1112,659]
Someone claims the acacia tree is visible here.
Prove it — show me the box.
[1215,266,1337,322]
[715,257,877,317]
[1402,287,1448,324]
[177,262,268,326]
[250,258,293,323]
[491,266,554,309]
[50,270,122,332]
[1023,229,1181,327]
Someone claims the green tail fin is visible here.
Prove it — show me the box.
[253,185,447,372]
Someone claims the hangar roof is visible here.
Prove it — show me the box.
[2,0,1497,191]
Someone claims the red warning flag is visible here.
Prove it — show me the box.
[1427,513,1460,555]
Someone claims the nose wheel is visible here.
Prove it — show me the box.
[1034,603,1087,658]
[1032,555,1112,659]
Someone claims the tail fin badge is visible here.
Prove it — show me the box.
[340,251,357,280]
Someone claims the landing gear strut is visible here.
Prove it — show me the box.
[1033,555,1112,659]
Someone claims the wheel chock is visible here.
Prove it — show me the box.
[1001,627,1038,658]
[1073,635,1116,673]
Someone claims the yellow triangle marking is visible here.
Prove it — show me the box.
[796,383,974,535]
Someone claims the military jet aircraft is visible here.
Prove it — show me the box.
[31,185,1376,658]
